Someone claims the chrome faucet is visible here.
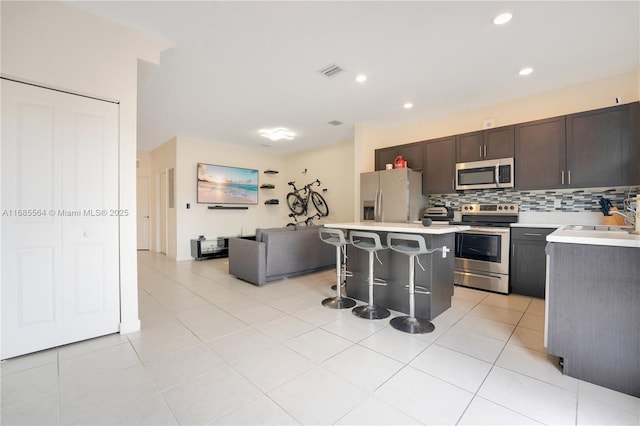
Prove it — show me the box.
[610,210,636,226]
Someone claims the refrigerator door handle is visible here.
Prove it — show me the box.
[375,189,382,222]
[373,190,378,222]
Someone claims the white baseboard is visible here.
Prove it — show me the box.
[119,319,141,334]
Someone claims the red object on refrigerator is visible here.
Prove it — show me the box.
[394,155,407,168]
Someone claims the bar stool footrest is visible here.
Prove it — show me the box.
[322,296,357,310]
[352,304,390,320]
[401,284,431,295]
[390,316,435,334]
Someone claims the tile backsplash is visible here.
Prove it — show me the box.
[428,186,639,212]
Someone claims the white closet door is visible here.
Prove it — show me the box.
[1,79,120,359]
[60,93,120,342]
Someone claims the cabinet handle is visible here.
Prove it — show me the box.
[568,170,571,185]
[512,244,515,256]
[561,170,565,185]
[524,233,542,236]
[484,145,487,158]
[479,146,483,158]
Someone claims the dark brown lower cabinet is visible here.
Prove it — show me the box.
[546,242,640,397]
[510,228,554,298]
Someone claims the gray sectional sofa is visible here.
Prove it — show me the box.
[228,225,335,286]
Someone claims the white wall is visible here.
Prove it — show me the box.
[366,70,640,152]
[284,140,355,224]
[1,1,170,334]
[174,137,287,261]
[353,123,385,219]
[145,136,356,261]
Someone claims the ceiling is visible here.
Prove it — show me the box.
[66,1,639,154]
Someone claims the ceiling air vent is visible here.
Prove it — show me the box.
[328,120,343,126]
[318,63,345,78]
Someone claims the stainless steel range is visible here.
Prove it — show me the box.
[453,203,519,294]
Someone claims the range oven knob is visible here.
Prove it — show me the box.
[498,206,503,210]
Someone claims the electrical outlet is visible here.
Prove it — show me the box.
[554,199,561,209]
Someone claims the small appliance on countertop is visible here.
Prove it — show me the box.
[423,206,454,223]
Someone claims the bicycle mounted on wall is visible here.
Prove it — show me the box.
[286,179,329,226]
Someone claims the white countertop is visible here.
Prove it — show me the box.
[547,225,640,248]
[324,222,470,234]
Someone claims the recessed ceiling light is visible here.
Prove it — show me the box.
[259,127,295,141]
[355,74,367,83]
[403,102,413,109]
[519,67,534,76]
[493,12,512,25]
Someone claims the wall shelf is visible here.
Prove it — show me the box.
[264,169,279,174]
[207,206,249,210]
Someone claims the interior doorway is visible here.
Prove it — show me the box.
[158,171,167,254]
[136,176,150,250]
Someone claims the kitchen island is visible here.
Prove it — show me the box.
[546,225,640,397]
[323,222,469,320]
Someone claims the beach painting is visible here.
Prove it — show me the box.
[197,163,259,204]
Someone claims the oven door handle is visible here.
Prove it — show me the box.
[457,270,505,280]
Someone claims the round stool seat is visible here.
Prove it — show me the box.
[349,231,390,320]
[319,228,357,309]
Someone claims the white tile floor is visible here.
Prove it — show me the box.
[2,251,639,425]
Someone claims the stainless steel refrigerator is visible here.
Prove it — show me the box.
[360,168,426,223]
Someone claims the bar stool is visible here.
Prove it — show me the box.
[386,233,450,334]
[349,231,390,320]
[319,228,357,309]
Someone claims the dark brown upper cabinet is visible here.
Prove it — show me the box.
[376,102,638,193]
[566,103,638,188]
[515,103,639,190]
[515,116,566,190]
[374,142,423,171]
[422,136,456,194]
[456,126,514,163]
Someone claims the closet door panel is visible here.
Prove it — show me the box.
[62,97,120,343]
[1,80,64,359]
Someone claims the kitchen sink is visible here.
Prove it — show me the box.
[564,224,632,233]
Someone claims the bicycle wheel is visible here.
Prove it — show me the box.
[286,192,305,215]
[311,191,329,217]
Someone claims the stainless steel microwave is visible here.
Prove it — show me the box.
[455,157,514,190]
